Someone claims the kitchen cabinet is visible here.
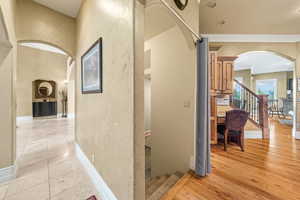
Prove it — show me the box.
[209,52,237,95]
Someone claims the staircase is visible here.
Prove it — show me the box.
[146,172,183,200]
[232,79,270,138]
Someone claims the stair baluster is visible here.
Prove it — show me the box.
[232,79,270,138]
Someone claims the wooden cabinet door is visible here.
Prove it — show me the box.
[223,61,234,94]
[209,52,218,93]
[210,96,217,144]
[217,56,237,94]
[217,61,222,91]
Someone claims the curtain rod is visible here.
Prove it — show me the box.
[159,0,201,41]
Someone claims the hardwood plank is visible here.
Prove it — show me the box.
[163,119,299,200]
[161,172,193,200]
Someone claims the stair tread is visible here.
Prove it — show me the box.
[146,175,169,198]
[147,174,180,200]
[160,172,194,200]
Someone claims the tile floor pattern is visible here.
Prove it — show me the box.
[0,118,101,200]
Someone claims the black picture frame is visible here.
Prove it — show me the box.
[174,0,188,10]
[81,38,103,94]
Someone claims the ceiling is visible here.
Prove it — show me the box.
[145,4,176,40]
[199,0,300,34]
[33,0,82,18]
[234,51,294,74]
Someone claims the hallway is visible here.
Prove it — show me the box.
[0,118,100,200]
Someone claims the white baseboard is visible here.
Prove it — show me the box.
[0,165,16,183]
[16,116,32,121]
[294,131,300,140]
[75,144,118,200]
[68,113,75,119]
[245,130,263,139]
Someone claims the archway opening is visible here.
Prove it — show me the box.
[233,51,295,139]
[15,41,76,160]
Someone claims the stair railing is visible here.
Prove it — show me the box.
[232,79,270,138]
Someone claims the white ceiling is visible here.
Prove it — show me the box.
[234,51,294,74]
[199,0,300,34]
[33,0,82,18]
[145,4,176,40]
[20,42,67,55]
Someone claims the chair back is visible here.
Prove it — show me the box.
[225,109,249,131]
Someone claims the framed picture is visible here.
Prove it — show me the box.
[81,38,103,94]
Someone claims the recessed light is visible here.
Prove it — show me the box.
[206,0,216,8]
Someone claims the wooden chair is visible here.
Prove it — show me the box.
[219,109,249,151]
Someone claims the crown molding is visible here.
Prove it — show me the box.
[202,34,300,43]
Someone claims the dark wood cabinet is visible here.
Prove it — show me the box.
[33,101,57,117]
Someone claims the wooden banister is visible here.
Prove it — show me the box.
[232,79,270,139]
[233,79,260,99]
[258,95,270,139]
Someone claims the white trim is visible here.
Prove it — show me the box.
[75,144,118,200]
[68,113,75,119]
[294,130,300,140]
[203,34,300,43]
[245,130,263,139]
[0,165,16,183]
[16,116,33,121]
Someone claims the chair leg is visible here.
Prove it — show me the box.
[224,129,228,151]
[240,130,245,152]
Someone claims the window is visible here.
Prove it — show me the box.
[256,79,277,100]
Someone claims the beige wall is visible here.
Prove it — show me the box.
[144,78,151,131]
[234,69,251,88]
[75,0,137,199]
[134,1,145,199]
[16,45,67,116]
[145,26,196,176]
[67,66,75,116]
[16,0,76,56]
[214,42,297,61]
[253,72,290,99]
[0,0,17,168]
[234,70,292,99]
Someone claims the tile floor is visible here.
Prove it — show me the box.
[0,117,101,200]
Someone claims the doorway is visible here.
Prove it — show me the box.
[15,41,76,159]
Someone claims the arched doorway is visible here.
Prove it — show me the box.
[15,41,76,159]
[233,51,295,138]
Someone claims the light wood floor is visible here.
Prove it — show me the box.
[162,120,300,200]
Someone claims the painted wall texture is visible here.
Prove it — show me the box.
[134,1,146,199]
[16,0,76,56]
[145,25,196,176]
[16,45,68,116]
[0,0,17,168]
[234,69,251,89]
[234,70,293,99]
[75,0,137,199]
